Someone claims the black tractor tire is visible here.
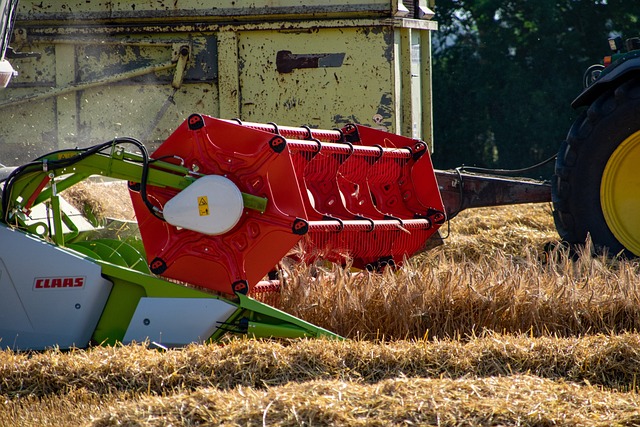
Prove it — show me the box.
[552,77,640,257]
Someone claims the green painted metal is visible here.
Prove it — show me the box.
[50,191,64,245]
[69,239,149,273]
[72,240,129,267]
[93,262,215,345]
[92,272,150,345]
[67,242,103,260]
[242,192,268,213]
[237,294,340,340]
[1,145,267,233]
[246,322,312,339]
[94,239,149,273]
[93,261,341,345]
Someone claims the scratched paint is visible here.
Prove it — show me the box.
[17,1,413,23]
[0,0,436,162]
[238,27,403,131]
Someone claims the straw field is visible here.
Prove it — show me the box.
[3,184,640,426]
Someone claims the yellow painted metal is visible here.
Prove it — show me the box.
[237,27,398,131]
[0,1,437,162]
[15,0,429,23]
[601,130,640,255]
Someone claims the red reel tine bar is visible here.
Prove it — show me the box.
[130,115,446,296]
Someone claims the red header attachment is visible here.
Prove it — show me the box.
[130,115,445,295]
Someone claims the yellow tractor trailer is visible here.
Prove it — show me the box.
[0,1,437,157]
[0,0,634,350]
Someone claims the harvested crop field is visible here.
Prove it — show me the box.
[3,196,640,426]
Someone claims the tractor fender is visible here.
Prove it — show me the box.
[572,52,640,109]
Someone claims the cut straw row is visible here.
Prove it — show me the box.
[3,334,640,399]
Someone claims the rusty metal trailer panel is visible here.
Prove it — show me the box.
[0,0,436,162]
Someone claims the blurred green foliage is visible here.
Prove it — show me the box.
[432,0,640,176]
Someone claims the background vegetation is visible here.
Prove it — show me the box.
[431,0,640,175]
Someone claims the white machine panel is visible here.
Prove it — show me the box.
[0,226,113,350]
[123,297,238,347]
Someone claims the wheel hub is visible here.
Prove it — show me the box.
[601,129,640,256]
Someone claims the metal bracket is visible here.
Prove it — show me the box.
[171,43,191,89]
[0,42,192,109]
[435,169,552,220]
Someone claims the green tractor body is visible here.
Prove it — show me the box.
[552,36,640,257]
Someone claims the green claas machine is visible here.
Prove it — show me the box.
[0,0,448,350]
[0,0,638,350]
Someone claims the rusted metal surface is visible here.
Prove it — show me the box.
[0,1,437,163]
[236,26,400,131]
[435,170,552,220]
[15,1,433,24]
[276,51,346,74]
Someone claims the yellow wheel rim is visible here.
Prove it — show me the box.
[601,130,640,255]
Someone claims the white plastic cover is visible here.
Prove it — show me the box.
[164,175,244,235]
